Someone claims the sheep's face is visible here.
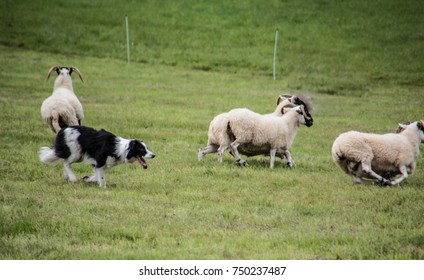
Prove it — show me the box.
[418,121,424,143]
[296,106,313,127]
[399,121,424,143]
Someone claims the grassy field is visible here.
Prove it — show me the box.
[0,0,423,259]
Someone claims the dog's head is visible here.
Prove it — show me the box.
[126,140,155,169]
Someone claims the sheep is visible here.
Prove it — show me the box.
[197,94,301,162]
[228,104,313,168]
[331,121,424,186]
[41,66,84,133]
[235,95,313,161]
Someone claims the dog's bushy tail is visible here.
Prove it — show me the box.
[39,147,61,165]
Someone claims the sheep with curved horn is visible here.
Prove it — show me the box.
[41,66,85,133]
[227,104,313,168]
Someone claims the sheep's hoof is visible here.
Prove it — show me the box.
[379,178,391,187]
[236,159,247,166]
[287,162,294,169]
[197,149,204,161]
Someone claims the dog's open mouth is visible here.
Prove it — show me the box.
[136,156,148,169]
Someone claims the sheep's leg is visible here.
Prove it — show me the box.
[389,166,409,186]
[269,149,276,169]
[217,145,228,163]
[276,150,286,165]
[351,175,375,185]
[63,161,77,182]
[361,162,390,186]
[345,161,379,185]
[230,140,246,166]
[95,167,106,188]
[198,144,218,161]
[284,150,294,168]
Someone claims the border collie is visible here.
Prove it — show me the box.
[39,126,155,187]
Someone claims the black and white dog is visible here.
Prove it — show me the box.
[39,126,155,187]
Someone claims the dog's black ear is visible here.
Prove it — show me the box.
[126,140,142,160]
[128,140,135,151]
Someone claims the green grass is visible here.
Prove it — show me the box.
[0,0,423,259]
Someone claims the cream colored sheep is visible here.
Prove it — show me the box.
[228,104,313,168]
[41,66,84,133]
[198,95,298,162]
[236,95,313,159]
[331,121,424,186]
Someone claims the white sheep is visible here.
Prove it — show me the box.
[235,95,313,161]
[331,121,424,186]
[41,66,84,133]
[228,104,313,168]
[198,95,306,162]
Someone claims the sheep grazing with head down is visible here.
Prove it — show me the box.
[198,95,306,163]
[41,66,84,133]
[331,121,424,186]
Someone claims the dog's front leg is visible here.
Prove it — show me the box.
[95,167,106,188]
[83,168,97,183]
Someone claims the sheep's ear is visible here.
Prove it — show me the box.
[396,123,405,133]
[418,121,424,131]
[398,123,407,129]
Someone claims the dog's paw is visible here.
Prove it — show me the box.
[82,175,96,183]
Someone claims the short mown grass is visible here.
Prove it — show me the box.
[0,0,423,259]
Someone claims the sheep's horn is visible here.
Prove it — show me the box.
[46,66,60,81]
[69,67,84,83]
[282,102,297,108]
[276,94,293,105]
[280,102,297,115]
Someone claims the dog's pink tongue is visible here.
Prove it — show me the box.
[137,156,148,169]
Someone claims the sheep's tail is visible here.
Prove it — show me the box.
[331,144,351,175]
[49,109,80,133]
[39,147,61,165]
[49,110,63,133]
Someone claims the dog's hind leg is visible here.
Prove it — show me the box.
[95,167,106,188]
[63,161,77,182]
